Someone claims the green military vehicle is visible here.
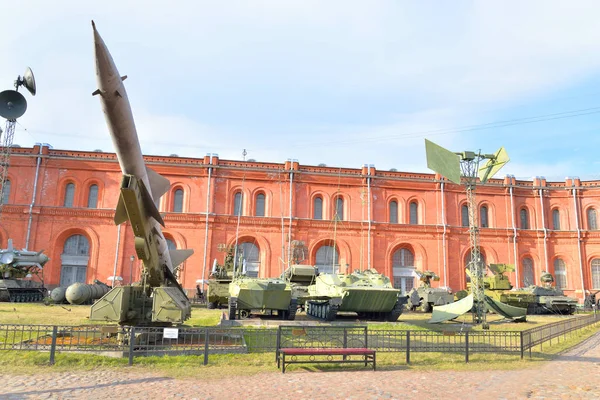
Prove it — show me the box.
[0,239,49,302]
[206,247,235,309]
[407,270,454,312]
[500,271,578,314]
[455,263,515,302]
[305,269,407,321]
[282,264,318,311]
[228,275,296,320]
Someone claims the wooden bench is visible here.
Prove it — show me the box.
[275,325,376,373]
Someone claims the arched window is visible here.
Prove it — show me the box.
[588,208,598,230]
[389,200,398,224]
[591,258,600,289]
[173,189,183,213]
[480,205,489,228]
[334,197,343,220]
[409,201,418,225]
[255,193,265,217]
[166,238,177,250]
[554,258,567,289]
[87,185,98,208]
[552,209,560,230]
[313,196,323,220]
[461,204,469,227]
[237,242,260,277]
[60,234,90,286]
[315,245,339,275]
[233,192,242,216]
[465,250,486,283]
[520,208,529,229]
[1,179,10,204]
[522,257,535,286]
[64,183,75,207]
[392,248,415,294]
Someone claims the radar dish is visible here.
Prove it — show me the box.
[425,139,461,184]
[478,147,509,183]
[0,90,27,120]
[22,67,36,96]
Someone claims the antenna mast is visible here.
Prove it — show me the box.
[0,68,36,217]
[425,140,509,329]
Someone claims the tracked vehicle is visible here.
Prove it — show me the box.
[228,275,296,320]
[0,239,49,302]
[206,247,235,309]
[455,263,515,302]
[500,272,578,315]
[305,269,407,321]
[407,270,453,312]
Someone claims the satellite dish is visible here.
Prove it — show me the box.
[478,147,509,183]
[15,67,36,96]
[424,139,462,184]
[0,90,27,120]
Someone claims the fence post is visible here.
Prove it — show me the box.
[520,331,524,360]
[128,326,135,366]
[364,326,368,348]
[465,331,469,363]
[406,331,410,365]
[343,328,348,361]
[49,326,58,365]
[203,328,209,366]
[275,326,281,363]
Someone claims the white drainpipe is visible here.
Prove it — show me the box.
[202,154,214,287]
[508,177,519,287]
[287,166,294,266]
[441,180,448,287]
[367,165,372,270]
[572,181,585,298]
[538,184,549,273]
[25,144,43,249]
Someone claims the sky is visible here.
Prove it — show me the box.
[2,1,600,181]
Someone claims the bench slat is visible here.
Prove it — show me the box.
[280,348,374,356]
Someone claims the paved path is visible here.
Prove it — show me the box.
[3,333,600,400]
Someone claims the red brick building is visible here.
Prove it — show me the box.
[2,144,599,301]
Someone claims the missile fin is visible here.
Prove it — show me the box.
[169,249,194,269]
[139,179,165,227]
[114,90,122,97]
[114,193,128,225]
[146,167,171,201]
[7,239,13,252]
[121,75,128,81]
[92,89,102,96]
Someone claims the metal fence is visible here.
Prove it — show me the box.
[1,313,599,366]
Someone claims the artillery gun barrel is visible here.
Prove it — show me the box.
[66,282,110,305]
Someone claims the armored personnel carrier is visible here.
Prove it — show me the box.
[305,269,407,321]
[0,239,49,302]
[407,270,454,312]
[500,271,578,315]
[228,275,296,320]
[206,247,235,309]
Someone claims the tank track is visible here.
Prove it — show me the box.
[283,298,298,321]
[0,289,46,303]
[228,296,237,320]
[207,301,217,309]
[306,300,339,321]
[385,295,408,321]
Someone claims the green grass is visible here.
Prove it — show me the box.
[2,303,599,377]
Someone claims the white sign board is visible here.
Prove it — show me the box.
[163,328,179,339]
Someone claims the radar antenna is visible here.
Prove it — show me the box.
[425,139,509,329]
[0,68,37,217]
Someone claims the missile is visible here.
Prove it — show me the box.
[90,21,193,324]
[0,239,49,273]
